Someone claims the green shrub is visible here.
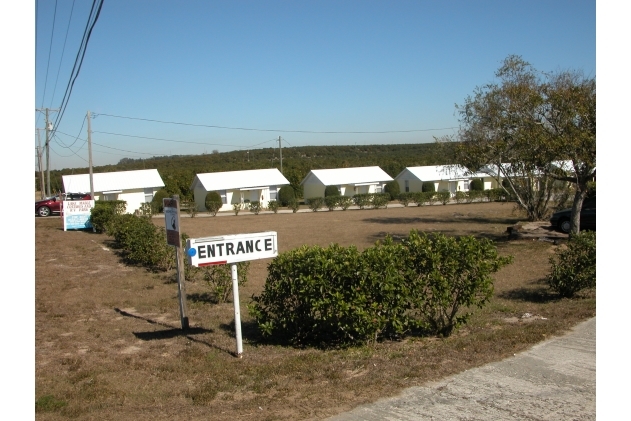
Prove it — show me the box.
[402,231,512,337]
[151,189,169,213]
[371,193,389,209]
[267,200,280,213]
[136,202,154,218]
[201,262,250,303]
[248,201,263,215]
[324,196,339,211]
[437,191,451,205]
[470,178,484,191]
[384,181,400,201]
[278,185,295,206]
[353,194,371,210]
[454,191,466,204]
[233,203,242,215]
[466,190,480,203]
[338,196,353,210]
[422,181,435,193]
[412,191,427,206]
[249,231,512,346]
[90,200,127,233]
[324,185,340,197]
[426,192,437,205]
[398,192,412,207]
[205,192,223,216]
[547,231,596,298]
[306,197,324,212]
[288,198,301,213]
[182,199,198,217]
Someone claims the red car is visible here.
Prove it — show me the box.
[35,193,92,217]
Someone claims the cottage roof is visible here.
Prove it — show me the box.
[62,169,165,193]
[300,166,393,186]
[397,165,470,181]
[192,168,289,191]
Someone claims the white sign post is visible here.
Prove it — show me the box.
[186,231,278,357]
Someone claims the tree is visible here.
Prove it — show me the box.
[384,180,400,201]
[438,55,595,226]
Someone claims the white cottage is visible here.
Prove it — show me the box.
[191,168,290,212]
[394,165,473,195]
[300,166,393,199]
[62,169,165,214]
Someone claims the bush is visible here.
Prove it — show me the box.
[90,200,127,233]
[324,196,339,211]
[398,192,413,207]
[232,203,243,215]
[454,191,466,204]
[470,178,484,191]
[352,194,371,210]
[402,231,512,337]
[278,186,295,207]
[324,185,340,197]
[547,231,596,298]
[371,193,389,209]
[288,198,301,213]
[249,231,512,346]
[205,192,223,216]
[466,190,481,203]
[422,181,435,193]
[181,199,198,217]
[412,192,427,206]
[437,191,451,205]
[267,200,280,213]
[426,192,437,205]
[248,201,263,215]
[338,196,352,211]
[384,181,400,201]
[306,197,324,212]
[151,189,170,213]
[201,262,250,303]
[135,202,154,218]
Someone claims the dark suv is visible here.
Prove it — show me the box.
[35,193,92,217]
[550,196,596,234]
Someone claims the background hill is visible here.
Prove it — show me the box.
[37,143,450,199]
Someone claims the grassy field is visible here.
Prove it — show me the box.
[35,202,596,420]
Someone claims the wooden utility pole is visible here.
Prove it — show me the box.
[36,129,45,199]
[278,136,283,173]
[36,107,58,197]
[87,111,96,232]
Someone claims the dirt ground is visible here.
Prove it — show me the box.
[35,202,594,420]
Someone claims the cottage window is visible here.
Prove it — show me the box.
[220,190,227,204]
[144,188,153,203]
[270,186,278,201]
[404,180,409,192]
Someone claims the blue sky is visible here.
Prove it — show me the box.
[31,0,596,170]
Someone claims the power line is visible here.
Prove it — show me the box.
[51,0,104,134]
[94,113,458,134]
[49,0,76,109]
[37,0,58,122]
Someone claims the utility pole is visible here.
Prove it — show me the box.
[278,136,283,173]
[36,107,58,197]
[87,111,94,196]
[36,129,45,199]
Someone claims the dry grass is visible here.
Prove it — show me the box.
[35,202,595,420]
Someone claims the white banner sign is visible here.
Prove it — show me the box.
[186,231,278,267]
[63,200,95,230]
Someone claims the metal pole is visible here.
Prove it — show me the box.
[173,194,189,330]
[231,263,243,358]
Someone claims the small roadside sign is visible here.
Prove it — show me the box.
[163,198,180,247]
[186,231,278,267]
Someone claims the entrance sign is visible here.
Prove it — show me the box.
[63,200,95,230]
[186,231,278,267]
[163,198,180,247]
[186,231,278,358]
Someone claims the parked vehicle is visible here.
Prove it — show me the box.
[550,196,596,234]
[35,193,92,217]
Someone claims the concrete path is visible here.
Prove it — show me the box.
[327,317,595,421]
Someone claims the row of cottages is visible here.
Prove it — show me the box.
[301,166,394,198]
[394,165,499,195]
[62,169,165,214]
[191,168,290,212]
